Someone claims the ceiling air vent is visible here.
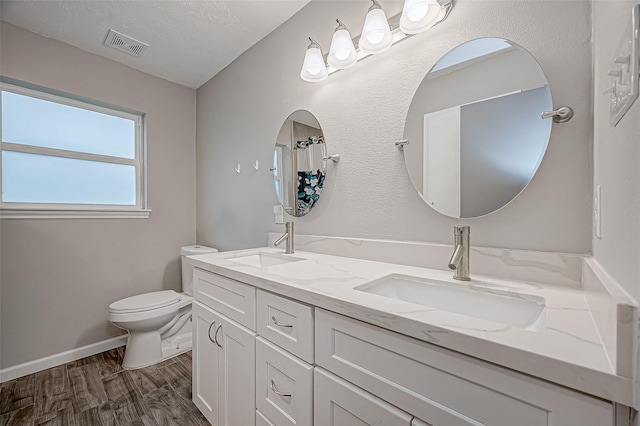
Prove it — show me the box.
[104,29,149,57]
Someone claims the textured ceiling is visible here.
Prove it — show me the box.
[0,0,312,89]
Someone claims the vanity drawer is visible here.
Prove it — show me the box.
[314,367,413,426]
[193,268,256,331]
[257,290,314,363]
[315,309,613,426]
[256,337,313,426]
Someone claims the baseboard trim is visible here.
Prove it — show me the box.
[0,335,128,383]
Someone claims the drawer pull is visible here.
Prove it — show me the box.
[214,324,223,349]
[271,315,294,328]
[207,321,216,344]
[270,379,292,397]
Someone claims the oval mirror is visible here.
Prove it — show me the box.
[403,38,552,218]
[273,110,327,217]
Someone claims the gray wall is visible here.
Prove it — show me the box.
[196,0,593,254]
[592,1,640,301]
[0,22,197,368]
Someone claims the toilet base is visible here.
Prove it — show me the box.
[122,323,193,369]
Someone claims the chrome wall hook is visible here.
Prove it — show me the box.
[323,154,340,163]
[395,139,409,149]
[541,106,574,123]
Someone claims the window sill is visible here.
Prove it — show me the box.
[0,208,152,219]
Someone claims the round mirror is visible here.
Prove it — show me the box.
[403,38,552,218]
[273,110,327,217]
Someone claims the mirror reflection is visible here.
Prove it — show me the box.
[403,38,553,218]
[273,110,326,217]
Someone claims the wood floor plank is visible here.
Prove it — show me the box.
[176,352,192,376]
[144,385,208,426]
[177,351,191,363]
[74,403,117,426]
[102,372,148,425]
[127,365,168,396]
[33,406,75,426]
[68,361,109,412]
[0,374,35,415]
[65,354,98,371]
[179,400,210,426]
[96,348,124,379]
[0,404,34,426]
[34,366,75,418]
[3,347,205,426]
[159,360,192,403]
[144,385,189,426]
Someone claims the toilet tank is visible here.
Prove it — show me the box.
[181,245,218,296]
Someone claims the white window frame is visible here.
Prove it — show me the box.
[0,81,150,219]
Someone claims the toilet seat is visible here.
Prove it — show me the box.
[109,290,182,314]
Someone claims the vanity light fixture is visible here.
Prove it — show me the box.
[300,38,328,82]
[359,0,393,54]
[300,0,452,82]
[328,20,358,69]
[399,0,445,34]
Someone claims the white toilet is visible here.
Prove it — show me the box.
[108,245,218,369]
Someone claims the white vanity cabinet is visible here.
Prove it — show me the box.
[190,264,622,426]
[192,269,257,426]
[315,308,615,426]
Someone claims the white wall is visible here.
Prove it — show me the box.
[196,0,593,254]
[0,22,197,368]
[592,1,640,301]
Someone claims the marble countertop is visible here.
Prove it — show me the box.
[187,247,635,406]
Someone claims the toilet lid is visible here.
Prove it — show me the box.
[109,290,182,314]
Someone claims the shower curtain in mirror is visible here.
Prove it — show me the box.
[296,136,326,215]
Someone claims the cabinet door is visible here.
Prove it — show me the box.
[218,315,257,426]
[257,410,276,426]
[314,367,413,426]
[192,302,221,426]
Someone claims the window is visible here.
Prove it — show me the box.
[0,80,148,218]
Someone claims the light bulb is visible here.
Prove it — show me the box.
[366,28,385,45]
[300,38,327,82]
[328,20,357,69]
[407,4,428,21]
[400,0,442,34]
[359,1,393,55]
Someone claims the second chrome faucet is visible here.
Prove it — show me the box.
[274,221,294,254]
[448,226,470,281]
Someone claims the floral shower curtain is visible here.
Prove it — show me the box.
[296,136,326,215]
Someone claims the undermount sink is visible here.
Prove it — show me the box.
[227,252,303,268]
[355,274,546,331]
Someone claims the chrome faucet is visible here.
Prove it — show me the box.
[448,226,470,281]
[274,222,294,254]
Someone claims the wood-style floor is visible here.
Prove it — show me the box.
[0,348,209,426]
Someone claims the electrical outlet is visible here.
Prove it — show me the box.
[274,204,284,224]
[595,185,602,239]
